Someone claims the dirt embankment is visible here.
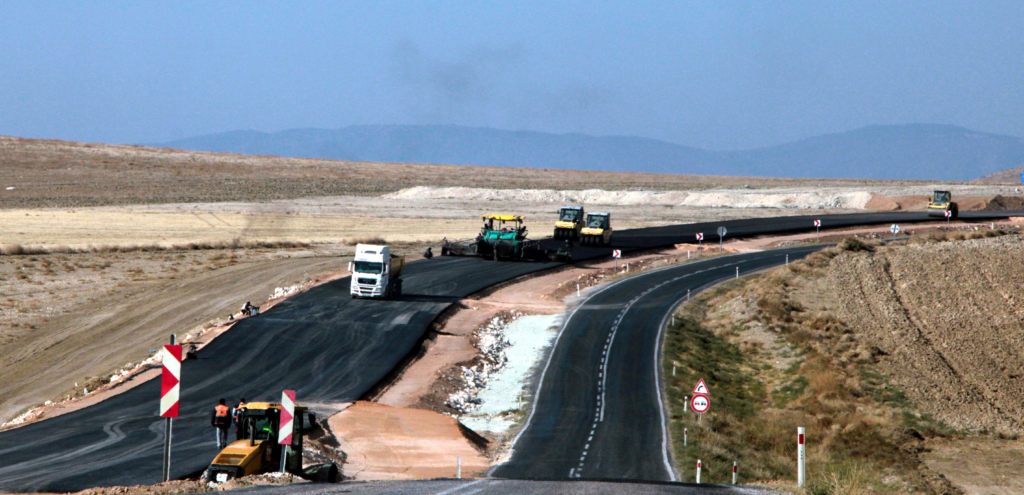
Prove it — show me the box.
[828,235,1024,433]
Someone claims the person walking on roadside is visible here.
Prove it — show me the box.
[232,397,247,441]
[211,398,231,448]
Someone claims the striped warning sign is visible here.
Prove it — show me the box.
[160,345,181,418]
[278,390,296,446]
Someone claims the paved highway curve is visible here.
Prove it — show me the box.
[0,210,1020,492]
[493,245,824,482]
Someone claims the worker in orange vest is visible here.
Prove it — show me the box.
[211,398,231,449]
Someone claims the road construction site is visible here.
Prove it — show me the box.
[8,137,1024,494]
[3,207,1024,495]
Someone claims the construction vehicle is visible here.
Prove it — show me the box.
[442,214,531,261]
[579,212,613,246]
[927,190,959,219]
[349,244,405,299]
[553,206,585,240]
[204,401,340,483]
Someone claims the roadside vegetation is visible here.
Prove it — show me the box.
[661,235,997,494]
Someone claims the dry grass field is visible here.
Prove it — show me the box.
[0,135,918,209]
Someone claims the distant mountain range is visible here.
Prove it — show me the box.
[153,124,1024,181]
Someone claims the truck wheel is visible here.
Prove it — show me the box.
[442,247,449,256]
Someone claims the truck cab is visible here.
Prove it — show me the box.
[349,244,404,299]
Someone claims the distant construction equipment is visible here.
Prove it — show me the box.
[927,190,959,219]
[579,212,613,246]
[553,206,585,240]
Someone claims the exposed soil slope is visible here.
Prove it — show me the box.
[828,235,1024,432]
[0,253,343,423]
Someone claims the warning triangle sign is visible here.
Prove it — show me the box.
[692,378,709,395]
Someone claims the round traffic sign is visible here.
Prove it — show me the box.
[890,224,900,234]
[717,226,727,237]
[691,394,710,413]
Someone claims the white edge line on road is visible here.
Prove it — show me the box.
[433,478,487,495]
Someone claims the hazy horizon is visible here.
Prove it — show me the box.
[2,2,1024,152]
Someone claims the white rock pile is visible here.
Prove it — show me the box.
[446,314,518,414]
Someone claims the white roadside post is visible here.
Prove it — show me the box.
[457,456,462,479]
[798,427,806,487]
[696,459,702,484]
[684,427,688,447]
[278,390,296,474]
[732,461,738,484]
[786,253,789,266]
[735,266,738,279]
[684,396,689,412]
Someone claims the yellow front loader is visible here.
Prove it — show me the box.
[203,402,340,484]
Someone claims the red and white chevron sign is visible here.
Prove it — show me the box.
[813,219,821,227]
[695,233,703,241]
[278,390,296,446]
[160,345,182,418]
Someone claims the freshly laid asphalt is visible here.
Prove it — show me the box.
[0,210,1021,492]
[223,478,779,494]
[492,245,824,482]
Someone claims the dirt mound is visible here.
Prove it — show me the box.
[864,192,900,210]
[327,401,490,480]
[827,235,1024,432]
[983,194,1024,211]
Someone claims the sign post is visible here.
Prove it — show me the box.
[159,339,182,482]
[696,233,703,255]
[945,209,952,227]
[798,427,806,487]
[612,249,621,271]
[717,227,727,253]
[278,390,296,473]
[890,224,900,240]
[692,378,710,422]
[813,219,821,241]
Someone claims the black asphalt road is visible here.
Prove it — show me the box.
[224,478,776,495]
[493,245,823,482]
[0,257,558,492]
[0,210,1021,492]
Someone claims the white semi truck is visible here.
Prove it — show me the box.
[349,244,405,299]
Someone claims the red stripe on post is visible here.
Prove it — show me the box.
[798,433,805,445]
[733,464,738,473]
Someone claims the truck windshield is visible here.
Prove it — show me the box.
[934,192,950,203]
[588,216,608,228]
[560,209,581,221]
[353,261,384,274]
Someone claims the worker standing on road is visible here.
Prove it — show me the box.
[232,397,246,441]
[423,247,433,259]
[211,398,231,448]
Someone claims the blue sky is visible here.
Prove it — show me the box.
[1,1,1023,149]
